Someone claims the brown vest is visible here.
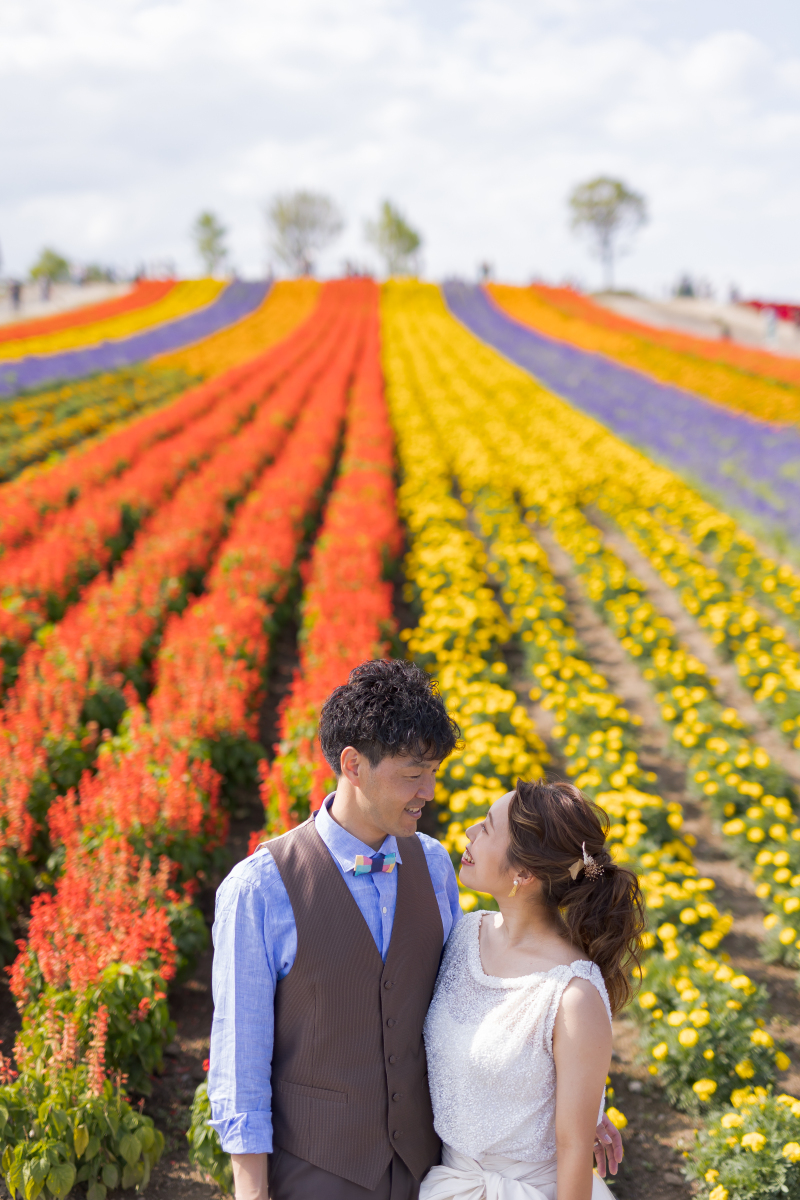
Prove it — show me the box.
[267,818,443,1189]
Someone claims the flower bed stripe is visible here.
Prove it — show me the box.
[0,280,223,362]
[380,281,800,1199]
[0,283,371,1200]
[444,282,800,546]
[0,283,333,554]
[255,299,401,834]
[489,282,800,414]
[0,281,268,396]
[0,280,175,346]
[156,279,321,381]
[0,365,199,483]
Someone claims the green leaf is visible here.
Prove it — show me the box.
[7,1160,24,1197]
[101,1162,118,1189]
[86,1183,107,1200]
[23,1175,44,1200]
[118,1132,141,1167]
[84,1136,101,1160]
[45,1162,75,1200]
[0,1104,8,1133]
[50,1109,68,1134]
[73,1125,89,1158]
[138,1125,155,1153]
[31,1158,49,1185]
[2,1145,13,1172]
[121,1161,144,1190]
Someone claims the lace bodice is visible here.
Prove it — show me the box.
[423,911,612,1163]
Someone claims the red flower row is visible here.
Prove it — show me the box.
[4,279,375,1109]
[256,303,401,836]
[0,302,349,860]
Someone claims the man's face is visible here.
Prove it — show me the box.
[341,748,442,839]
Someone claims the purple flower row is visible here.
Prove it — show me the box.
[0,281,269,397]
[443,282,800,544]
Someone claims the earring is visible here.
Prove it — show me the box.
[508,879,520,898]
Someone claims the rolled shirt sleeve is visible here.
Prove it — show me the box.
[207,849,297,1154]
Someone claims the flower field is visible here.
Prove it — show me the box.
[2,274,800,1198]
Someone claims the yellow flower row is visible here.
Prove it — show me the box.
[380,289,549,885]
[381,280,799,1190]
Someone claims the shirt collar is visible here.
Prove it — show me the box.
[314,794,403,873]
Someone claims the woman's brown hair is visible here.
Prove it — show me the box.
[507,778,646,1015]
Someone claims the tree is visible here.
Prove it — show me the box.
[267,191,344,276]
[192,211,228,276]
[364,201,422,276]
[568,177,647,291]
[29,248,71,283]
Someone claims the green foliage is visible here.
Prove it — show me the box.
[364,201,422,276]
[16,965,174,1097]
[568,175,647,289]
[0,1073,164,1199]
[29,249,71,284]
[186,1080,233,1195]
[192,212,228,275]
[685,1090,800,1200]
[268,191,344,276]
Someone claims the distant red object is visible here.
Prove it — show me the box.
[745,299,800,323]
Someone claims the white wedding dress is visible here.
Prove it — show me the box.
[420,911,616,1200]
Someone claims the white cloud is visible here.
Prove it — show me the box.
[0,0,799,297]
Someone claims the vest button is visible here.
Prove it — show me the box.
[384,980,393,989]
[386,1018,396,1028]
[393,1131,402,1139]
[392,1093,402,1102]
[388,1055,397,1064]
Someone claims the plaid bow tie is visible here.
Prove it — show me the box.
[354,852,397,876]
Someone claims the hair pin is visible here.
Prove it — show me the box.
[569,841,604,882]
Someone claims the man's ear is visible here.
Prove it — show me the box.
[340,746,362,786]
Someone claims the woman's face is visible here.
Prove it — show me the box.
[460,791,519,897]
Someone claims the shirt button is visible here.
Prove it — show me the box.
[392,1093,402,1102]
[388,1055,397,1064]
[387,1018,396,1028]
[382,906,387,914]
[384,980,393,989]
[393,1131,402,1139]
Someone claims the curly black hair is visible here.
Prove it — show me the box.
[319,659,461,774]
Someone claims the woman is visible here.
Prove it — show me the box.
[421,779,645,1200]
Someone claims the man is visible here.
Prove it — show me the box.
[208,659,623,1199]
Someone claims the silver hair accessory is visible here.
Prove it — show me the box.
[569,841,604,882]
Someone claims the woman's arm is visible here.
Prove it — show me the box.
[553,978,613,1200]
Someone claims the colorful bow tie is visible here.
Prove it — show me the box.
[354,852,397,876]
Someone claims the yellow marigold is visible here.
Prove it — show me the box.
[638,992,657,1009]
[692,1079,717,1101]
[679,1027,699,1047]
[666,1011,687,1026]
[741,1131,767,1152]
[735,1059,756,1079]
[605,1106,627,1130]
[721,1114,743,1129]
[652,1042,669,1060]
[783,1143,800,1162]
[690,1009,711,1027]
[708,1186,728,1200]
[705,1169,719,1183]
[750,1029,774,1048]
[776,1051,792,1071]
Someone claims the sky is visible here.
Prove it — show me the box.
[2,0,799,297]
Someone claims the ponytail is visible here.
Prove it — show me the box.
[507,779,646,1015]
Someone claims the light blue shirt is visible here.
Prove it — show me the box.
[207,796,462,1154]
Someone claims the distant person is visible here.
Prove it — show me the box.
[10,280,22,311]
